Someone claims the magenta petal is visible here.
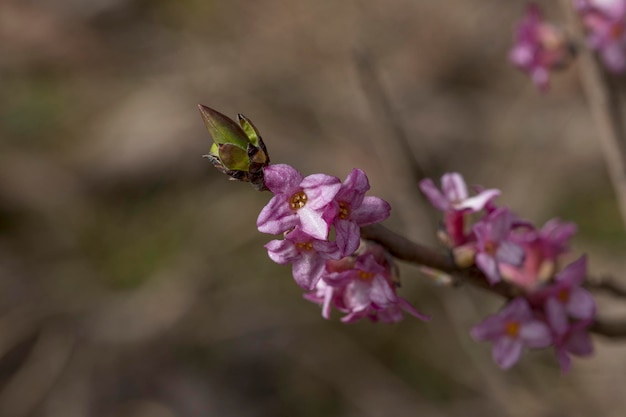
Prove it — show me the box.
[301,174,342,209]
[493,337,523,370]
[298,207,330,240]
[265,239,298,265]
[457,188,500,211]
[566,287,596,320]
[497,240,525,266]
[351,196,391,226]
[397,297,430,321]
[471,315,505,341]
[442,172,469,202]
[566,328,594,356]
[257,196,298,235]
[338,169,370,207]
[292,254,326,290]
[546,297,569,336]
[345,280,371,311]
[502,297,532,320]
[263,164,302,194]
[556,256,587,286]
[419,179,449,211]
[556,348,572,373]
[321,284,333,319]
[335,219,361,257]
[369,275,396,307]
[476,253,501,284]
[520,321,552,348]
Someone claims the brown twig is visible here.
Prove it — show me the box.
[559,0,626,230]
[361,223,626,338]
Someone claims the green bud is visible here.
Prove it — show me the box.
[198,104,271,191]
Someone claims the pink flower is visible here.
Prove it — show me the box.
[553,319,594,373]
[257,164,341,240]
[531,256,596,336]
[473,208,525,284]
[419,173,500,246]
[576,0,626,72]
[265,227,341,290]
[331,169,391,256]
[471,298,552,369]
[509,3,573,91]
[500,218,577,290]
[306,253,429,323]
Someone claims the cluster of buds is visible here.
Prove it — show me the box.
[420,173,595,372]
[576,0,626,72]
[509,3,575,91]
[259,164,429,323]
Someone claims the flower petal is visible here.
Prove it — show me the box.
[497,240,525,266]
[257,196,298,235]
[298,207,330,240]
[350,196,391,226]
[520,321,552,348]
[292,253,326,290]
[335,219,361,257]
[456,188,501,212]
[337,168,370,207]
[265,239,298,265]
[556,256,587,286]
[545,297,569,336]
[263,164,302,194]
[301,174,342,209]
[476,253,501,284]
[442,172,469,202]
[493,337,524,370]
[419,179,449,211]
[566,287,596,320]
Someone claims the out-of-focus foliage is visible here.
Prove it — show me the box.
[1,0,626,416]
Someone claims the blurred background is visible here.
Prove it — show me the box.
[1,0,626,416]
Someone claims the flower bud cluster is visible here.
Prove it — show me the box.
[420,173,595,371]
[576,0,626,73]
[258,164,429,323]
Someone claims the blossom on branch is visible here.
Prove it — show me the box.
[419,173,500,246]
[471,298,552,369]
[576,0,626,72]
[332,169,391,256]
[257,164,341,240]
[509,3,574,91]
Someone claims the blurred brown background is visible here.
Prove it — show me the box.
[1,0,626,416]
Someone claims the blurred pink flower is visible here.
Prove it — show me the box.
[473,207,525,284]
[419,173,500,245]
[576,0,626,72]
[471,298,552,369]
[509,3,573,91]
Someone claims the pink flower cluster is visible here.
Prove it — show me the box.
[509,3,573,91]
[576,0,626,72]
[258,164,429,323]
[420,173,595,371]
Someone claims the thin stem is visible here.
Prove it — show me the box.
[559,0,626,230]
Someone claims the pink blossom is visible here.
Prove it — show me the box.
[305,253,429,323]
[257,164,341,240]
[576,0,626,72]
[553,319,594,373]
[471,298,552,369]
[419,173,500,245]
[331,169,391,256]
[500,218,577,290]
[265,227,341,290]
[473,208,525,284]
[509,4,573,91]
[531,256,596,336]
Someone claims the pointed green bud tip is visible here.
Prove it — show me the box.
[198,104,250,150]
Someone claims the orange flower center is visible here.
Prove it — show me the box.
[484,241,498,256]
[289,191,308,210]
[296,242,314,251]
[338,201,350,220]
[611,23,625,40]
[557,288,570,303]
[505,321,520,337]
[357,270,374,281]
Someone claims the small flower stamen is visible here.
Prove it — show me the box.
[289,191,308,210]
[338,201,350,220]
